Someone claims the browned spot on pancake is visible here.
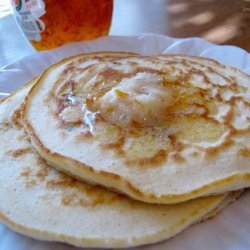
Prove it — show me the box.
[46,177,77,189]
[168,135,185,152]
[171,152,186,163]
[63,65,75,75]
[61,194,99,207]
[133,67,162,76]
[25,180,36,188]
[207,68,237,88]
[129,120,144,128]
[222,107,235,124]
[49,178,129,208]
[126,61,137,66]
[100,66,163,83]
[100,137,125,150]
[19,155,50,183]
[97,169,123,183]
[84,184,129,205]
[36,156,48,166]
[229,82,239,92]
[35,167,49,181]
[125,149,167,167]
[60,190,127,208]
[57,80,76,95]
[57,119,82,130]
[190,151,201,158]
[205,139,234,159]
[228,96,250,108]
[115,148,125,157]
[6,147,32,158]
[110,195,140,209]
[17,133,28,141]
[92,55,111,61]
[20,167,37,188]
[0,121,11,131]
[125,182,145,198]
[215,93,223,102]
[85,97,94,109]
[74,131,93,143]
[55,98,69,116]
[233,126,250,135]
[11,108,23,128]
[20,167,31,177]
[82,184,104,196]
[188,68,212,86]
[26,136,31,143]
[99,67,131,82]
[237,148,250,158]
[93,113,105,123]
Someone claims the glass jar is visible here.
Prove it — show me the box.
[10,0,113,50]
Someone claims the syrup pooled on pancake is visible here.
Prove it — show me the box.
[23,53,250,204]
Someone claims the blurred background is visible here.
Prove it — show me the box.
[0,0,250,68]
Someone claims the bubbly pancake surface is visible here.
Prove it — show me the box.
[23,52,250,204]
[0,80,240,249]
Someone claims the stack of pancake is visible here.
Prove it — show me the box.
[1,52,250,248]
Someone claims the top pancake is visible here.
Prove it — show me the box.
[23,52,250,204]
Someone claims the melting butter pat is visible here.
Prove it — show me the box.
[60,105,82,123]
[98,73,174,127]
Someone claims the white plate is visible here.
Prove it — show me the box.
[0,34,250,250]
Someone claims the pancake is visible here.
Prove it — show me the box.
[23,52,250,204]
[0,80,241,248]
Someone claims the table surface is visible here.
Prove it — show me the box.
[0,0,250,69]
